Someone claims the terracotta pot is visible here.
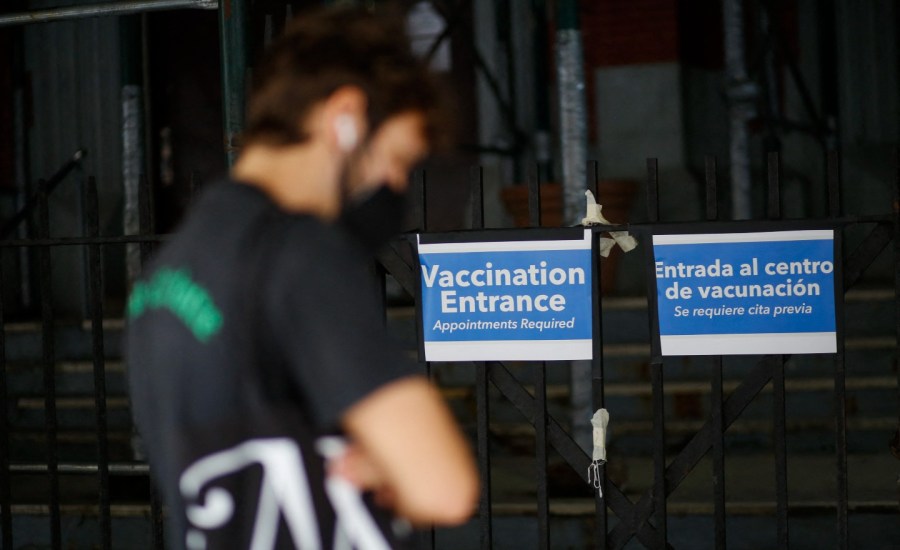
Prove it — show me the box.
[500,180,637,294]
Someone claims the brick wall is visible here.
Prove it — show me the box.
[581,0,680,67]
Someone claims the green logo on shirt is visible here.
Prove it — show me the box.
[127,267,223,343]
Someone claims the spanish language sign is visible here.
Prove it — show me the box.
[652,230,837,356]
[417,230,593,361]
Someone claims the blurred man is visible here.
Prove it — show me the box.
[126,7,477,549]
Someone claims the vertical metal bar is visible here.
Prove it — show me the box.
[723,0,753,219]
[772,355,790,549]
[139,175,153,263]
[150,481,165,550]
[531,1,552,178]
[768,154,789,550]
[121,14,145,289]
[711,356,726,549]
[705,156,719,221]
[527,164,549,548]
[476,360,492,550]
[415,169,435,550]
[534,360,549,550]
[647,158,666,546]
[706,158,726,549]
[817,0,840,152]
[651,361,667,548]
[555,0,588,224]
[471,166,485,230]
[590,161,608,549]
[894,147,900,481]
[417,169,428,234]
[85,178,111,549]
[832,261,848,549]
[134,178,165,549]
[827,150,841,218]
[418,169,431,387]
[647,159,660,222]
[768,151,782,220]
[218,0,247,167]
[470,167,492,550]
[528,163,542,227]
[37,180,61,549]
[0,244,12,549]
[828,150,848,549]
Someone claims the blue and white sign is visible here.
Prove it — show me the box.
[652,230,837,356]
[417,230,593,361]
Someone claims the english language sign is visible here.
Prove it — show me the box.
[417,229,593,361]
[651,230,837,356]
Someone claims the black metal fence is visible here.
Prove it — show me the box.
[0,150,897,549]
[381,151,900,549]
[0,169,167,549]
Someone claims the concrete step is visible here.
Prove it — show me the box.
[1,320,123,363]
[439,366,897,455]
[9,396,133,431]
[4,429,135,463]
[4,360,127,397]
[486,453,899,515]
[3,509,898,550]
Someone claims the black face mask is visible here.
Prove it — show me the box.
[339,185,408,253]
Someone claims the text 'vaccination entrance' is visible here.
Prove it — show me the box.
[417,229,594,361]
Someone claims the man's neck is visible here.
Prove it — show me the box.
[231,142,341,220]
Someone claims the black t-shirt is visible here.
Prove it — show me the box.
[126,181,416,549]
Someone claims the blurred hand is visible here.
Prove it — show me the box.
[327,443,397,509]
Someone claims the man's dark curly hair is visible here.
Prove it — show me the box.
[244,6,443,149]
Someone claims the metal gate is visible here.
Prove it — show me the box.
[0,150,897,548]
[379,151,900,549]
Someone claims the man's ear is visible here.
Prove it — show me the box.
[323,86,368,153]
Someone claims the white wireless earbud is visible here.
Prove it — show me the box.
[335,115,358,152]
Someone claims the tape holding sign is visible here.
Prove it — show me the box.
[417,229,594,361]
[651,230,838,356]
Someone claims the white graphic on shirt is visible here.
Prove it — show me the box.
[180,438,321,550]
[317,436,392,550]
[179,437,393,550]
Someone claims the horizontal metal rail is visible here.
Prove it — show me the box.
[0,0,217,28]
[8,463,148,475]
[0,235,166,248]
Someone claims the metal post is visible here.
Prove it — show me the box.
[532,1,552,179]
[723,0,755,220]
[528,167,550,549]
[219,0,247,167]
[84,178,112,549]
[470,167,492,550]
[0,0,217,28]
[768,155,789,549]
[589,161,608,548]
[0,244,12,549]
[415,169,435,550]
[555,0,588,225]
[706,157,726,549]
[646,159,667,547]
[135,181,165,549]
[571,161,594,455]
[37,181,61,549]
[891,147,900,506]
[773,355,790,549]
[827,151,848,548]
[767,152,781,220]
[122,15,145,287]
